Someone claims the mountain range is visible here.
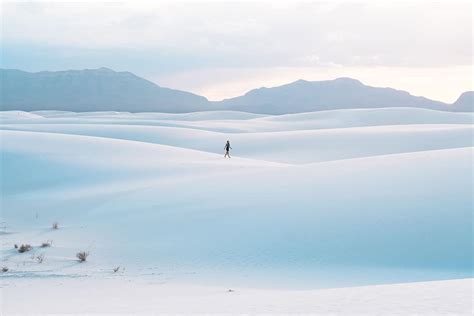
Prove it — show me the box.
[0,68,209,113]
[0,68,472,113]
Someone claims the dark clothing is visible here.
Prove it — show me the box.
[224,142,232,158]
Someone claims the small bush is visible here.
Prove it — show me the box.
[36,254,45,264]
[41,240,53,248]
[1,267,8,273]
[52,222,59,230]
[76,251,89,262]
[18,244,32,253]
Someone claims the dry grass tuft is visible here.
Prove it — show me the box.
[18,244,32,253]
[76,251,89,262]
[36,254,45,263]
[41,240,53,248]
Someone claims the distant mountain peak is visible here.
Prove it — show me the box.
[0,67,210,112]
[456,91,473,99]
[289,77,362,86]
[452,91,473,112]
[95,67,115,72]
[292,79,309,84]
[85,67,133,75]
[332,77,363,85]
[217,77,450,114]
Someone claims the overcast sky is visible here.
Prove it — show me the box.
[1,0,472,102]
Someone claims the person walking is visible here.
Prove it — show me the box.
[224,140,232,158]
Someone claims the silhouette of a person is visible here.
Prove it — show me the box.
[224,140,232,158]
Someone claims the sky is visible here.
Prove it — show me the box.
[1,0,472,103]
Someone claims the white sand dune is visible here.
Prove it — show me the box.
[3,108,473,133]
[1,108,472,314]
[2,123,472,163]
[3,278,471,315]
[29,110,267,120]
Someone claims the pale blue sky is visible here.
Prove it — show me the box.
[1,0,472,102]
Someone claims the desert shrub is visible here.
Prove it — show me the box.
[18,244,32,253]
[76,251,89,262]
[41,240,53,248]
[52,222,59,230]
[36,254,45,263]
[1,267,8,273]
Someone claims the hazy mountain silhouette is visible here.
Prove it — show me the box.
[214,78,457,114]
[0,68,209,112]
[451,91,473,112]
[1,68,471,113]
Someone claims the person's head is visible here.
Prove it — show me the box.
[227,140,229,143]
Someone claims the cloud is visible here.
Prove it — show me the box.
[2,1,472,68]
